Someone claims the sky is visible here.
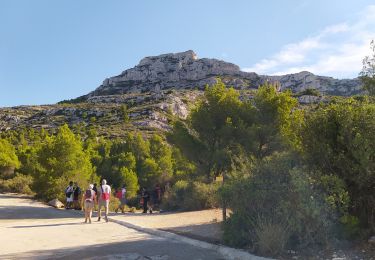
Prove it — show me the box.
[1,0,375,107]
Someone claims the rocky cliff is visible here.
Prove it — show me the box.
[87,50,362,98]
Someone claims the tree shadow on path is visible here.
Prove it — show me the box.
[0,205,81,220]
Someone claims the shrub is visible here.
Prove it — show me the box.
[0,173,34,195]
[222,152,337,250]
[108,195,120,212]
[253,216,290,256]
[161,180,220,211]
[297,88,320,96]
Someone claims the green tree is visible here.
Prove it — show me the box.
[32,124,94,201]
[360,40,375,96]
[120,104,130,123]
[0,139,20,178]
[119,167,139,198]
[301,98,375,229]
[250,84,298,158]
[190,79,247,180]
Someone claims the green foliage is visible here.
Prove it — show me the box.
[0,173,34,194]
[339,215,362,239]
[301,98,375,229]
[0,138,20,177]
[222,152,336,249]
[120,104,130,123]
[251,84,298,158]
[119,167,139,198]
[162,180,220,211]
[297,88,321,96]
[89,116,97,123]
[32,124,94,201]
[360,40,375,96]
[253,216,290,256]
[189,79,249,179]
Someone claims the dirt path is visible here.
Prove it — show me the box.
[110,209,223,244]
[0,193,224,260]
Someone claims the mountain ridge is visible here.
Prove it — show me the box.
[84,50,362,99]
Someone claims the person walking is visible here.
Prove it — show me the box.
[65,181,74,209]
[92,183,98,211]
[97,179,111,222]
[81,184,96,224]
[115,185,127,213]
[141,187,150,214]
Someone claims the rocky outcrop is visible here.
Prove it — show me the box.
[88,50,262,97]
[48,199,64,208]
[268,71,362,96]
[86,51,362,98]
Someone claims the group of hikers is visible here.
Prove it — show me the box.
[65,180,163,224]
[65,179,112,223]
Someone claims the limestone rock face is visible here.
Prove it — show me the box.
[48,199,64,208]
[268,71,362,96]
[87,51,362,98]
[89,50,262,97]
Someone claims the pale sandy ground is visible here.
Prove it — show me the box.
[110,209,224,243]
[0,193,224,260]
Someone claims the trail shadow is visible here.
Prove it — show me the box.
[0,235,225,260]
[160,223,223,245]
[0,205,81,220]
[161,222,223,245]
[11,222,84,228]
[0,193,34,199]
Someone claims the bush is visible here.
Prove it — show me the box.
[161,180,220,211]
[253,216,290,256]
[297,88,320,96]
[221,152,337,250]
[108,195,120,212]
[0,173,34,195]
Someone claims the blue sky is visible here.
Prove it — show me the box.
[1,0,375,107]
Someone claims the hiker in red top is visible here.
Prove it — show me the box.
[81,184,96,224]
[115,185,127,214]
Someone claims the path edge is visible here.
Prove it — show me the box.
[109,217,272,260]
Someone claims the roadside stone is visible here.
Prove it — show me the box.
[48,198,64,208]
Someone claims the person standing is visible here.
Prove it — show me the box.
[65,181,74,209]
[115,185,127,213]
[97,179,111,222]
[81,184,96,224]
[73,182,81,210]
[141,187,150,214]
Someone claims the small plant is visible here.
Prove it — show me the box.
[298,88,320,96]
[253,216,290,256]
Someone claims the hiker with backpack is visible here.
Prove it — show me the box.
[97,179,111,222]
[81,184,97,224]
[65,181,74,209]
[73,182,81,210]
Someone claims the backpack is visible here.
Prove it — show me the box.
[101,185,110,201]
[84,189,93,201]
[65,187,73,198]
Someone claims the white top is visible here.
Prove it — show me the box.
[98,184,111,201]
[66,186,74,202]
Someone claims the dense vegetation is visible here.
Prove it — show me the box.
[0,77,374,256]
